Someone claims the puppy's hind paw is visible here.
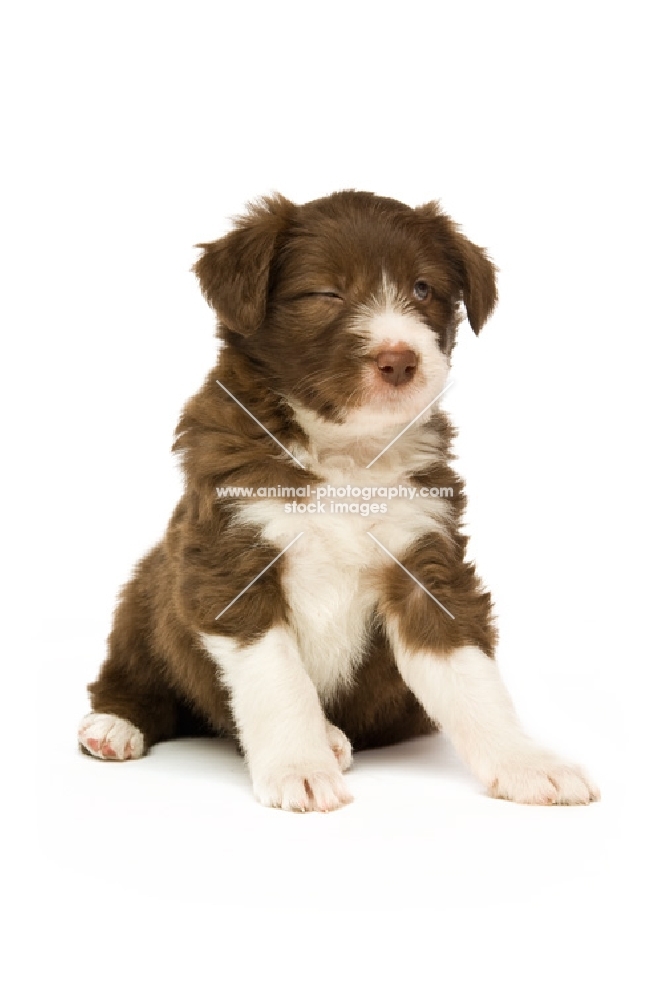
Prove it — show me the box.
[78,713,145,761]
[325,721,353,773]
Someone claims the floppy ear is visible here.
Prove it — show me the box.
[194,194,295,335]
[418,202,497,334]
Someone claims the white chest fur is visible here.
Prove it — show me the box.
[231,421,450,703]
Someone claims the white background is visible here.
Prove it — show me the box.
[2,1,662,997]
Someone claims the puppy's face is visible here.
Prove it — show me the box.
[195,192,497,431]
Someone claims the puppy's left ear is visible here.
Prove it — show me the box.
[418,202,497,334]
[194,194,295,335]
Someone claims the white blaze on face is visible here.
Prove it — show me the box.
[350,275,450,426]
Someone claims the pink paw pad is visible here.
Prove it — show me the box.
[77,713,145,761]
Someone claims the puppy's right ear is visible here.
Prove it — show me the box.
[194,194,295,336]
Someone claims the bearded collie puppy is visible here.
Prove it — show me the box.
[78,191,599,811]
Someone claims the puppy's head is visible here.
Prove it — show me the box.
[195,191,496,430]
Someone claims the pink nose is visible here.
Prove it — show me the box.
[375,349,418,387]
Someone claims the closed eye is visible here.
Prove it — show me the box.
[299,291,344,302]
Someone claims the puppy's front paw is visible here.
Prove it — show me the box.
[488,746,600,805]
[78,712,145,761]
[325,721,353,773]
[253,757,353,812]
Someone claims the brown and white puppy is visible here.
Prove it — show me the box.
[79,191,599,811]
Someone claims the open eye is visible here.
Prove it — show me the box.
[413,280,432,302]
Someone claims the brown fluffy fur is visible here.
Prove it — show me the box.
[86,191,497,753]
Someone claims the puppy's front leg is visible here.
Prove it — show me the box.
[201,627,352,811]
[388,628,599,805]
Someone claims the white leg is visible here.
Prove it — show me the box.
[389,629,599,805]
[200,627,353,812]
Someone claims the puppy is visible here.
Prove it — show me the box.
[79,191,599,811]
